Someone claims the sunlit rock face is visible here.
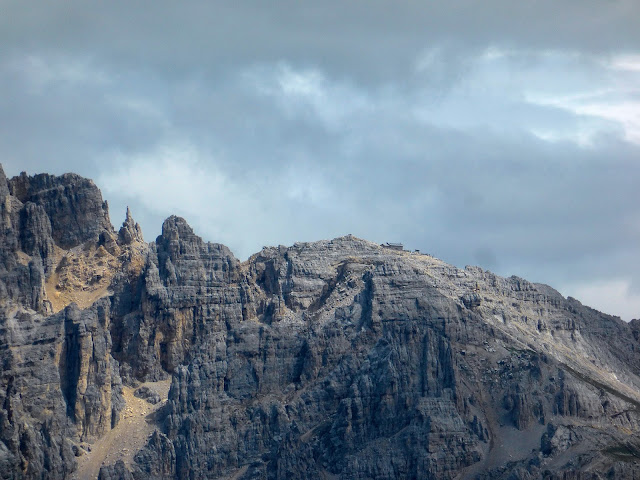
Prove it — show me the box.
[2,166,640,479]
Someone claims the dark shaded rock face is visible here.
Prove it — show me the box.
[2,166,640,479]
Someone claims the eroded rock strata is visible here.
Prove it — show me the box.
[1,166,640,479]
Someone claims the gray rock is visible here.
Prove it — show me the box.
[99,460,135,480]
[118,207,144,246]
[18,202,55,271]
[134,386,161,405]
[0,164,10,199]
[131,431,176,479]
[8,171,111,249]
[2,166,640,479]
[0,300,122,478]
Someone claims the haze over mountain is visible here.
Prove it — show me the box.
[2,167,640,479]
[1,1,639,320]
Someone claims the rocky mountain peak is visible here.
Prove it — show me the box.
[7,169,112,249]
[118,206,144,245]
[2,168,640,479]
[159,215,200,242]
[0,164,9,198]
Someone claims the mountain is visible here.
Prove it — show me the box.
[1,166,640,479]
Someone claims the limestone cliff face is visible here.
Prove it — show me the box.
[2,167,640,479]
[0,168,136,478]
[8,171,111,251]
[150,237,640,479]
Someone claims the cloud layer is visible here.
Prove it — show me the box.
[1,2,639,319]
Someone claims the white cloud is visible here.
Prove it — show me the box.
[7,54,109,93]
[414,46,444,72]
[528,128,596,147]
[285,164,333,204]
[243,63,372,129]
[240,51,639,153]
[98,143,259,254]
[96,141,345,259]
[105,95,168,125]
[277,67,325,99]
[561,279,640,321]
[609,54,640,72]
[410,47,622,146]
[528,91,640,145]
[571,101,640,144]
[523,53,640,145]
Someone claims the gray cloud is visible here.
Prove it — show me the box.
[2,1,640,84]
[1,1,639,319]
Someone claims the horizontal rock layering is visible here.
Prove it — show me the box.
[1,166,640,479]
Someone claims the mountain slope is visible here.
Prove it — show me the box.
[0,167,639,479]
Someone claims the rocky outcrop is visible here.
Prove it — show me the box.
[0,168,117,314]
[58,301,124,441]
[0,300,123,478]
[0,165,10,199]
[0,168,137,479]
[98,431,176,480]
[118,208,143,246]
[109,215,240,383]
[8,172,111,250]
[18,202,55,269]
[2,166,640,479]
[134,386,161,405]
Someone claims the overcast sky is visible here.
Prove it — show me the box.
[1,1,639,320]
